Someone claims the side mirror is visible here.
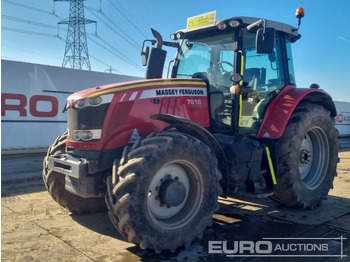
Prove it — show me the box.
[144,47,167,79]
[256,27,275,53]
[141,46,150,66]
[141,29,167,79]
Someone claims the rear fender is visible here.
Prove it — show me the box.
[151,113,229,197]
[257,85,337,139]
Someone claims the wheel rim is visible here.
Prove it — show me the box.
[147,160,203,229]
[299,126,329,190]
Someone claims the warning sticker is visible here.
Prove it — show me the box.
[187,11,216,31]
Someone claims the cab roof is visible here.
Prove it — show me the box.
[176,16,299,41]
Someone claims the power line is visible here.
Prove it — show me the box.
[2,0,147,74]
[95,35,143,70]
[89,54,123,74]
[85,5,140,51]
[3,0,52,15]
[3,0,62,19]
[2,15,58,30]
[2,43,63,61]
[107,0,151,39]
[87,35,144,72]
[2,40,117,73]
[2,15,138,72]
[2,26,62,39]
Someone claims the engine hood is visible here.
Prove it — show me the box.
[67,78,207,108]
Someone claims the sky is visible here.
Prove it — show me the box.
[1,0,350,102]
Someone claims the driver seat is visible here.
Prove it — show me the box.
[243,68,260,90]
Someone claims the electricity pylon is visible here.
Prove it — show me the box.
[54,0,96,70]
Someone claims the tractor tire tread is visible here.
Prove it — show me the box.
[106,131,222,252]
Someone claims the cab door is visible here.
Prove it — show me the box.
[239,34,293,134]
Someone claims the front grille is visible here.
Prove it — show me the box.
[67,104,110,140]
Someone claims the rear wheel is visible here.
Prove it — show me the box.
[43,132,106,213]
[273,104,338,208]
[105,132,222,253]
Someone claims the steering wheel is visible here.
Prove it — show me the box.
[211,61,234,92]
[217,61,234,73]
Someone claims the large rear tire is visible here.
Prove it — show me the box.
[105,132,222,253]
[43,132,106,213]
[273,104,338,208]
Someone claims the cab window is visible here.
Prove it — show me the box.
[176,41,211,78]
[286,39,296,85]
[243,35,285,91]
[239,33,286,134]
[175,34,235,129]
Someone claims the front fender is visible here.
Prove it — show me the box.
[257,85,336,139]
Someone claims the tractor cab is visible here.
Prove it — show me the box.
[171,15,300,135]
[143,11,302,135]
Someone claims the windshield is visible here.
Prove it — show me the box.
[174,33,236,130]
[173,31,293,134]
[175,33,235,87]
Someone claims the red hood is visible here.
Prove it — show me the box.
[67,78,207,107]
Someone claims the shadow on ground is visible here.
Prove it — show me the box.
[68,194,350,262]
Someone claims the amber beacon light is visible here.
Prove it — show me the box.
[295,7,305,30]
[296,7,305,18]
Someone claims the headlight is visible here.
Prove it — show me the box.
[73,94,114,109]
[74,130,82,140]
[75,99,86,108]
[73,129,102,141]
[81,131,93,141]
[90,96,103,105]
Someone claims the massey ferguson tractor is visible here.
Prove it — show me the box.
[43,8,339,253]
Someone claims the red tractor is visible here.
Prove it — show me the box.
[43,8,338,253]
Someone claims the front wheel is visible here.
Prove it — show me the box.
[105,132,222,253]
[273,104,339,209]
[43,132,106,213]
